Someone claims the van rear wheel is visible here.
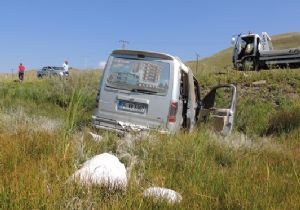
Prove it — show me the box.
[185,118,194,133]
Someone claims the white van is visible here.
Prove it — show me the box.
[92,50,236,135]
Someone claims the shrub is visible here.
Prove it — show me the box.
[235,98,275,136]
[265,107,300,135]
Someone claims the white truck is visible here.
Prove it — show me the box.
[232,32,300,71]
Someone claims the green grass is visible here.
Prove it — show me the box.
[0,34,300,209]
[1,124,299,209]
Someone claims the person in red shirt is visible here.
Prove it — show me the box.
[18,63,25,81]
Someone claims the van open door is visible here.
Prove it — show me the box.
[199,84,237,136]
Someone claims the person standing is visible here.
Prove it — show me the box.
[62,60,69,76]
[18,63,25,81]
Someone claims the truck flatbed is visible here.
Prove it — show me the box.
[260,48,300,57]
[259,48,300,64]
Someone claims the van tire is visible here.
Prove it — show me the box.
[185,118,194,133]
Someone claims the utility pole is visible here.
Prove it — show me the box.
[84,57,88,70]
[195,53,200,74]
[119,40,129,49]
[11,68,14,80]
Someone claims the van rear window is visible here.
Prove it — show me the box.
[106,57,170,95]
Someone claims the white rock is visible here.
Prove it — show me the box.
[72,153,127,190]
[143,187,182,204]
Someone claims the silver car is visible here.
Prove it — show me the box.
[37,66,68,78]
[92,50,237,135]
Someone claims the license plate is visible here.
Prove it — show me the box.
[118,100,147,113]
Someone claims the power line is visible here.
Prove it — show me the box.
[119,40,129,49]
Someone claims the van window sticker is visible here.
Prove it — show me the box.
[106,57,170,95]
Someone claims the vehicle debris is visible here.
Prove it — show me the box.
[118,121,148,131]
[88,132,103,142]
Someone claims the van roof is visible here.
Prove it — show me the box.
[112,49,176,61]
[112,49,191,73]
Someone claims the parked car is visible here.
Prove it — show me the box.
[37,66,68,78]
[92,50,237,135]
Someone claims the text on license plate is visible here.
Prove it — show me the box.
[118,100,147,113]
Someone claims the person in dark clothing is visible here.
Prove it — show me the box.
[18,63,25,81]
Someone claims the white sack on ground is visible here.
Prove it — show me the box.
[72,153,127,189]
[143,187,182,204]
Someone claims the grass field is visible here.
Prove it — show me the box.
[0,33,300,209]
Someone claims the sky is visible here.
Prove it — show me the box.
[0,0,299,72]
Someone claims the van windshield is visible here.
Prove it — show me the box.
[106,57,170,95]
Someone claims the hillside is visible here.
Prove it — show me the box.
[187,32,300,71]
[0,37,300,209]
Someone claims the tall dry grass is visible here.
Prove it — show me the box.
[0,66,299,209]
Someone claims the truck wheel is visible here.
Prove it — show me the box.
[253,60,259,71]
[243,58,257,71]
[242,60,251,71]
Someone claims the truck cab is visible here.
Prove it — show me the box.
[232,33,261,70]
